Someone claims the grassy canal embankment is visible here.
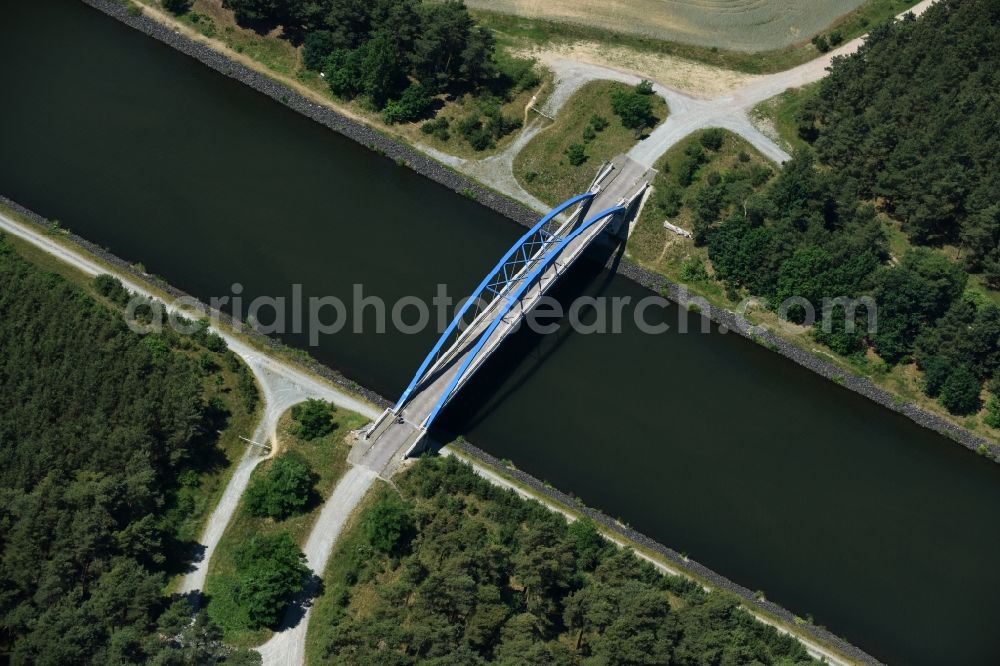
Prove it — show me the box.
[0,201,874,665]
[304,455,840,666]
[40,0,1000,454]
[623,126,1000,445]
[130,0,551,161]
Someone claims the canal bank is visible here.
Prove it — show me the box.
[4,2,1000,663]
[0,198,870,666]
[79,0,996,460]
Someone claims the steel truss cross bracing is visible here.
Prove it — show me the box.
[393,192,625,432]
[393,193,595,413]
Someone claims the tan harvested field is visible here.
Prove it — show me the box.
[465,0,867,52]
[528,42,757,97]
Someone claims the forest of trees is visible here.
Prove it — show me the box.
[0,235,259,663]
[697,0,1000,419]
[221,0,534,135]
[309,455,817,665]
[803,0,1000,276]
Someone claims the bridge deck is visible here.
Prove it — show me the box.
[351,158,650,477]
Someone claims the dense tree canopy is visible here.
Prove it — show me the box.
[310,456,817,665]
[291,399,336,440]
[699,1,1000,417]
[802,0,1000,279]
[704,149,999,414]
[209,533,311,631]
[244,452,318,519]
[0,236,258,663]
[610,82,657,136]
[224,0,512,123]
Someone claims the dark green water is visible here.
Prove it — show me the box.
[2,1,999,663]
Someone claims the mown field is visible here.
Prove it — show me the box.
[467,0,866,52]
[478,0,922,74]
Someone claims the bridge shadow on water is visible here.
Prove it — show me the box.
[430,233,628,442]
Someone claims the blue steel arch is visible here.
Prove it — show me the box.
[421,203,626,429]
[394,192,595,412]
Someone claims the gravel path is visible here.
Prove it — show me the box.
[178,370,326,597]
[0,208,382,603]
[256,465,378,666]
[449,0,940,200]
[3,4,946,663]
[441,445,862,666]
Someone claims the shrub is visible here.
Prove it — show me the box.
[921,356,951,397]
[582,125,596,143]
[523,170,538,183]
[94,274,130,307]
[458,115,493,151]
[565,143,587,166]
[453,99,522,150]
[162,0,191,14]
[589,114,609,132]
[812,34,830,53]
[984,256,1000,290]
[496,53,540,95]
[192,320,227,353]
[749,164,773,187]
[323,49,362,99]
[382,83,433,124]
[738,151,751,163]
[829,30,844,47]
[302,30,336,71]
[421,117,450,141]
[983,398,1000,430]
[421,118,442,134]
[986,398,1000,428]
[236,366,258,412]
[567,518,609,571]
[699,128,724,151]
[680,257,709,282]
[364,492,414,553]
[228,533,310,629]
[939,366,982,415]
[244,452,317,520]
[484,111,522,141]
[676,148,704,187]
[611,85,655,134]
[198,351,218,375]
[654,182,683,217]
[635,79,655,95]
[989,371,1000,396]
[291,399,335,440]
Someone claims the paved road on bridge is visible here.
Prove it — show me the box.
[354,158,651,477]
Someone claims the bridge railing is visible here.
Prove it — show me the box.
[418,203,627,431]
[392,192,595,413]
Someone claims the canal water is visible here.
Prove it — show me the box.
[2,1,998,663]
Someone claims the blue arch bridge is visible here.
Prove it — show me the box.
[352,157,652,477]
